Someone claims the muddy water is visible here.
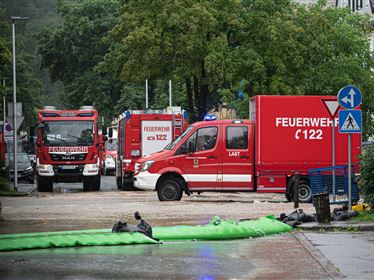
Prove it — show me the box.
[0,180,330,279]
[0,177,314,235]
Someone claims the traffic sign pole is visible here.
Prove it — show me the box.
[322,99,339,203]
[348,133,352,210]
[332,119,335,202]
[338,85,362,209]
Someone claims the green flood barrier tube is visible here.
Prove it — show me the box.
[0,215,291,251]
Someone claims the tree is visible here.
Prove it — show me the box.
[231,1,374,138]
[3,0,64,108]
[102,0,374,137]
[100,0,243,121]
[37,0,123,123]
[0,3,42,128]
[360,144,374,207]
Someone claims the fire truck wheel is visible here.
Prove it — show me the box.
[298,180,312,203]
[37,177,53,192]
[83,175,101,191]
[157,179,183,201]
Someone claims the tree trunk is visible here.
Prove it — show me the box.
[198,84,209,121]
[193,76,200,119]
[185,78,195,121]
[196,61,209,121]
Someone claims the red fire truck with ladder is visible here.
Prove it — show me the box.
[134,96,361,202]
[31,106,107,192]
[115,107,188,191]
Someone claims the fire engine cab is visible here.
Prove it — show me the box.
[32,106,106,192]
[115,107,188,190]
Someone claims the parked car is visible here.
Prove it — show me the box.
[104,138,117,175]
[5,152,35,184]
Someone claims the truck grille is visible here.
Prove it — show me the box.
[50,153,87,161]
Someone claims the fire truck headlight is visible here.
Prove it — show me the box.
[140,161,154,172]
[37,164,54,175]
[83,163,99,175]
[38,164,49,170]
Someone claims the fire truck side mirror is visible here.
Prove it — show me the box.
[108,127,113,138]
[103,135,108,142]
[102,125,107,136]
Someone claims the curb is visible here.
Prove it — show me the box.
[296,222,374,231]
[293,233,343,279]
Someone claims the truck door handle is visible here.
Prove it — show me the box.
[240,155,249,159]
[207,155,217,159]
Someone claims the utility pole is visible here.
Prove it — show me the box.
[11,16,29,191]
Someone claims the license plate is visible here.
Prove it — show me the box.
[61,165,77,170]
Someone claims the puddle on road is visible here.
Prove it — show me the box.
[0,235,334,279]
[0,217,205,235]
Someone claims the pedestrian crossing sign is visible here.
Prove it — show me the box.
[338,110,362,133]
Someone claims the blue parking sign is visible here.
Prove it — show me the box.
[338,110,362,133]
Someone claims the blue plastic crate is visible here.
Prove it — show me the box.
[309,165,359,205]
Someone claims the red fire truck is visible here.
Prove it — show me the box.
[134,96,361,202]
[115,107,188,190]
[32,106,106,192]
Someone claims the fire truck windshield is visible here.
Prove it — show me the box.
[42,121,95,146]
[165,126,194,150]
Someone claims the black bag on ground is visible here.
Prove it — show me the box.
[112,211,153,238]
[279,209,316,228]
[331,206,358,221]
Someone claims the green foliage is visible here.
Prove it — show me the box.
[228,2,374,138]
[100,0,244,120]
[4,0,374,137]
[3,0,64,109]
[101,0,374,133]
[359,144,374,206]
[0,5,12,99]
[0,3,42,127]
[114,84,145,114]
[352,210,374,221]
[37,0,122,123]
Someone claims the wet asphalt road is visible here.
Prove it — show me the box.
[1,176,374,279]
[0,234,340,280]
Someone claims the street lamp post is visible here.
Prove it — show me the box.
[11,16,29,191]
